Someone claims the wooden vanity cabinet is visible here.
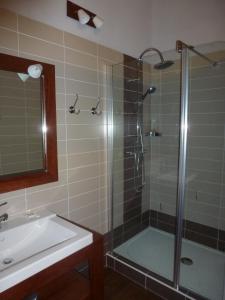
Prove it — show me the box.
[1,220,104,300]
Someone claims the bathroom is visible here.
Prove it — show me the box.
[0,0,225,299]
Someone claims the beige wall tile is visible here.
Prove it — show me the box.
[57,140,66,155]
[27,185,68,209]
[57,124,66,140]
[68,151,99,168]
[0,27,18,50]
[67,124,104,140]
[69,190,98,211]
[66,110,105,125]
[58,155,67,171]
[68,164,99,183]
[0,47,18,56]
[70,211,100,231]
[65,64,98,84]
[56,93,65,109]
[68,177,98,197]
[19,34,64,61]
[67,138,103,154]
[3,195,26,217]
[69,202,99,221]
[64,32,97,56]
[65,48,97,70]
[98,45,123,63]
[18,16,63,45]
[0,188,25,202]
[56,77,65,93]
[0,8,17,30]
[65,79,98,97]
[56,109,66,125]
[32,199,68,217]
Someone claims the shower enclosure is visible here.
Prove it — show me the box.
[109,40,225,300]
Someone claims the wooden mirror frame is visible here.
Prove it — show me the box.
[0,53,58,193]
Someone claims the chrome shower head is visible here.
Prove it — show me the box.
[141,86,156,101]
[138,47,174,70]
[154,60,174,70]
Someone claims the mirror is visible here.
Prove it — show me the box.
[0,53,58,193]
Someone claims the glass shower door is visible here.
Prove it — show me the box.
[178,43,225,300]
[148,54,181,282]
[111,53,181,284]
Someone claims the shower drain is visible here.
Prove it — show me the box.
[181,257,193,265]
[3,257,13,265]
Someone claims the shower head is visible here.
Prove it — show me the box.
[141,86,156,101]
[138,47,174,70]
[154,60,174,70]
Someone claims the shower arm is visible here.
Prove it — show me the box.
[139,48,165,62]
[176,40,218,67]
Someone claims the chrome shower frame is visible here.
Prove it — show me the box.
[173,46,189,289]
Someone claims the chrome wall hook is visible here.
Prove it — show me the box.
[91,97,102,115]
[69,93,80,114]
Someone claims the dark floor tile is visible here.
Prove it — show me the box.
[114,261,145,288]
[146,277,185,300]
[106,256,115,269]
[104,268,162,300]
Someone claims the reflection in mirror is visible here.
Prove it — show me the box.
[0,52,57,194]
[0,70,45,176]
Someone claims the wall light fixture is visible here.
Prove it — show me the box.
[67,1,104,29]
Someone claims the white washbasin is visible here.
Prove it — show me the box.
[0,210,93,293]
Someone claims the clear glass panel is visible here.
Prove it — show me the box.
[180,42,225,300]
[111,50,181,283]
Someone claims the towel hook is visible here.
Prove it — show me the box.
[69,93,80,114]
[91,97,102,115]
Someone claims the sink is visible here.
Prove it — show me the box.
[0,210,93,293]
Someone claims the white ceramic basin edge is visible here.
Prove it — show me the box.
[0,211,93,293]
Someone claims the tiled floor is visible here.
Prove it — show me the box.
[115,227,225,300]
[104,268,162,300]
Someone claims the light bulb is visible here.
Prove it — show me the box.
[27,64,43,79]
[77,9,90,25]
[93,15,104,28]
